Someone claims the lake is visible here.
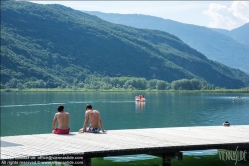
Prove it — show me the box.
[1,92,248,166]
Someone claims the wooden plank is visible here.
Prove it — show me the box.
[1,125,249,162]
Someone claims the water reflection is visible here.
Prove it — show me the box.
[135,101,145,112]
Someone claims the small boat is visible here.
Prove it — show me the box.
[135,95,146,102]
[135,98,146,102]
[223,121,230,127]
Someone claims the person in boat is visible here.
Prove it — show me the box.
[79,104,106,133]
[52,105,70,134]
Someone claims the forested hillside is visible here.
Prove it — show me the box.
[1,1,249,90]
[85,11,249,74]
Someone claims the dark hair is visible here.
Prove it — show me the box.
[86,104,92,110]
[57,105,64,112]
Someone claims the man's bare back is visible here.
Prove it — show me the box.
[52,105,70,134]
[55,112,70,129]
[79,104,106,133]
[87,110,101,128]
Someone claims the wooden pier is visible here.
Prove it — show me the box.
[1,125,249,166]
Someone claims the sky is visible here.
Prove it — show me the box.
[30,1,249,30]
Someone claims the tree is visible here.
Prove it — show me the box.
[156,80,167,90]
[147,79,158,89]
[8,78,19,88]
[17,83,25,91]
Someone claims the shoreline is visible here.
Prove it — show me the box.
[1,88,249,93]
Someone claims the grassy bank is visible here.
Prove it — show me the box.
[1,88,249,93]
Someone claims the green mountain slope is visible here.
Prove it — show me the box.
[84,11,249,74]
[1,1,249,89]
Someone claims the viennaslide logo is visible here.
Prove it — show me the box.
[219,146,247,165]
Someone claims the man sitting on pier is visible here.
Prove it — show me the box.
[52,105,70,134]
[79,104,106,133]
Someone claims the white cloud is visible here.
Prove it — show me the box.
[203,1,249,30]
[231,1,249,22]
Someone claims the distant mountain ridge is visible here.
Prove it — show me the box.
[1,1,249,89]
[211,23,249,48]
[84,11,249,74]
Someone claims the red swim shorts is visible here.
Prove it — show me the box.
[54,128,70,134]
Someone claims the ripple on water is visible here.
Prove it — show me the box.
[0,103,66,108]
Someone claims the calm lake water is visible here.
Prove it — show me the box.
[1,92,248,166]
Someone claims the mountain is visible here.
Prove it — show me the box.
[212,23,249,48]
[1,1,249,89]
[84,11,249,74]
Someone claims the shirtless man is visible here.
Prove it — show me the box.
[79,104,106,133]
[52,105,70,134]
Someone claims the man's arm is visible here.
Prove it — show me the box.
[82,111,89,132]
[52,114,57,130]
[99,116,106,132]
